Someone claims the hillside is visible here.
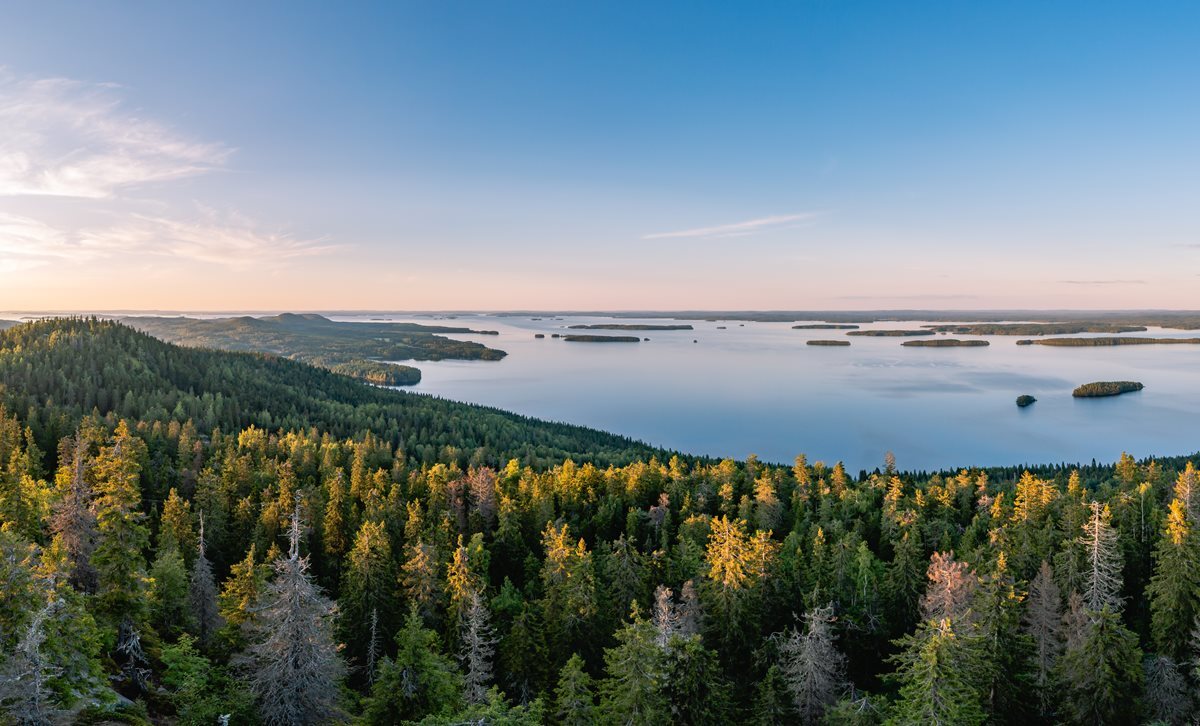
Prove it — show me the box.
[120,313,507,386]
[0,318,661,468]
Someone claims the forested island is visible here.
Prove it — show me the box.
[561,335,641,343]
[792,324,859,330]
[121,313,505,387]
[2,319,1199,725]
[846,330,935,337]
[567,324,693,331]
[806,339,851,346]
[924,323,1147,335]
[900,339,989,348]
[1018,337,1200,347]
[1073,381,1145,397]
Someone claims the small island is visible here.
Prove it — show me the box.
[562,334,641,343]
[1017,337,1200,347]
[1016,395,1037,408]
[901,339,990,347]
[567,323,693,330]
[534,333,545,338]
[1073,381,1144,398]
[793,324,860,330]
[847,330,937,337]
[807,340,851,346]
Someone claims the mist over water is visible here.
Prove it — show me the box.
[336,314,1200,472]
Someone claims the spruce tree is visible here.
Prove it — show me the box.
[887,619,986,726]
[553,653,595,726]
[1148,499,1200,658]
[91,421,150,624]
[597,613,666,726]
[187,513,223,647]
[363,607,462,724]
[1056,608,1142,725]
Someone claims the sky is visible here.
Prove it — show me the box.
[0,1,1198,311]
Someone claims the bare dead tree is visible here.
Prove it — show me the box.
[1078,502,1123,612]
[651,585,682,650]
[243,502,345,725]
[1022,561,1062,713]
[459,589,496,705]
[1143,654,1192,725]
[466,467,498,527]
[919,551,979,623]
[0,599,64,725]
[678,579,702,638]
[774,603,847,721]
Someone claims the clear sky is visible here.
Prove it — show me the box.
[1,1,1198,311]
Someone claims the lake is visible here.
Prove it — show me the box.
[332,314,1200,472]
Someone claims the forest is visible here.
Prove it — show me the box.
[2,319,1200,724]
[120,314,506,387]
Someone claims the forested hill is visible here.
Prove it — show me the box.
[0,318,660,469]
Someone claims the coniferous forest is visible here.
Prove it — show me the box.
[3,318,1200,725]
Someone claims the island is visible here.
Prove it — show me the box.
[1016,395,1037,407]
[1072,381,1145,398]
[901,339,990,347]
[121,313,506,387]
[534,333,545,338]
[562,335,641,342]
[567,323,693,331]
[792,324,860,330]
[924,323,1146,335]
[1017,337,1200,346]
[846,330,936,337]
[807,339,851,346]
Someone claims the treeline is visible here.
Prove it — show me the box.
[0,319,661,471]
[3,319,1200,724]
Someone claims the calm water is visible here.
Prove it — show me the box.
[341,314,1200,472]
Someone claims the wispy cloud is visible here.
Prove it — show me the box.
[1058,279,1147,285]
[643,213,819,240]
[0,70,229,198]
[0,209,335,270]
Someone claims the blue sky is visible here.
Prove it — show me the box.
[1,1,1198,310]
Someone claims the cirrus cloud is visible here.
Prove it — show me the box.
[643,212,820,240]
[0,70,230,198]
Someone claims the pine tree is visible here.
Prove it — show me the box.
[243,504,345,725]
[187,513,223,646]
[363,607,462,724]
[553,653,595,726]
[774,603,847,721]
[1148,499,1200,658]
